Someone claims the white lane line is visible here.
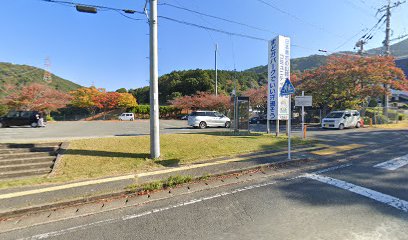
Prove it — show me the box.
[19,164,351,240]
[20,180,279,240]
[374,154,408,170]
[312,163,352,174]
[305,173,408,213]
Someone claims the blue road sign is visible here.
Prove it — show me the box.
[280,78,295,96]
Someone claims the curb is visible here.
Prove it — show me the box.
[0,157,315,220]
[48,142,69,178]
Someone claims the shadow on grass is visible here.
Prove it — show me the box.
[65,149,150,159]
[65,149,182,168]
[154,159,180,167]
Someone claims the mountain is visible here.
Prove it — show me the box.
[245,38,408,76]
[130,69,267,104]
[0,62,81,96]
[245,54,328,74]
[367,38,408,57]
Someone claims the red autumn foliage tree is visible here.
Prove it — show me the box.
[2,83,72,112]
[296,55,408,112]
[170,92,230,112]
[243,85,267,113]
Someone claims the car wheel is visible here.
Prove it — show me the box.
[31,122,39,128]
[0,122,4,128]
[131,118,134,121]
[199,121,207,129]
[225,121,231,128]
[338,123,344,130]
[356,121,361,128]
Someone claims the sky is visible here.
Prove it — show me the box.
[1,0,407,91]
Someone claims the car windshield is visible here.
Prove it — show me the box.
[326,112,344,118]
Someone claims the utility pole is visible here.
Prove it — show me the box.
[384,0,392,56]
[355,39,367,55]
[379,0,406,115]
[149,0,160,159]
[215,44,218,96]
[383,0,392,116]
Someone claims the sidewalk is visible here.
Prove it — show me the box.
[0,144,331,218]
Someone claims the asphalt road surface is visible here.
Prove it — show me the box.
[1,129,407,240]
[0,120,365,142]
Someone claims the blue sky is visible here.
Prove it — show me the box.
[1,0,407,91]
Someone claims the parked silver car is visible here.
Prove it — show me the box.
[188,111,231,129]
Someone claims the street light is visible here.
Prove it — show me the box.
[75,5,97,14]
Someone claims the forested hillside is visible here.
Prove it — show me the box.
[0,62,81,97]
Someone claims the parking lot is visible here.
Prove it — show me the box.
[0,119,368,143]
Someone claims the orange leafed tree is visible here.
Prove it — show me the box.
[296,55,408,111]
[2,83,72,112]
[70,87,138,114]
[170,92,230,112]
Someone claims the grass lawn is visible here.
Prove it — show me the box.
[0,132,312,189]
[372,120,408,129]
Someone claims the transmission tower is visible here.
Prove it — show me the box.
[43,57,52,83]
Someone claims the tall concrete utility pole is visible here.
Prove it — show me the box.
[215,44,218,96]
[380,0,406,115]
[383,0,392,116]
[149,0,160,159]
[384,0,392,56]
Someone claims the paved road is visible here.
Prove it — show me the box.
[0,120,366,142]
[1,130,407,239]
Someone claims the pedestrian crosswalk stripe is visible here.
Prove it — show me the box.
[305,173,408,213]
[374,154,408,170]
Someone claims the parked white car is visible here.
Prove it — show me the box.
[188,111,231,129]
[322,110,362,130]
[119,113,135,121]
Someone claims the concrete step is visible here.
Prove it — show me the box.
[0,162,54,172]
[0,147,59,154]
[0,168,51,179]
[0,142,61,149]
[0,156,55,166]
[0,152,56,160]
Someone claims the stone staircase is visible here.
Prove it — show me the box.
[0,142,61,180]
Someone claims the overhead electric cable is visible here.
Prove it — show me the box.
[255,0,344,39]
[159,2,277,34]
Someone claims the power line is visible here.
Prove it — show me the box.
[38,0,145,15]
[159,2,277,34]
[38,0,320,52]
[254,0,344,39]
[158,16,269,42]
[343,0,379,19]
[332,28,367,51]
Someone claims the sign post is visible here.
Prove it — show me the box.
[280,78,295,160]
[295,94,312,139]
[301,91,305,139]
[267,35,291,136]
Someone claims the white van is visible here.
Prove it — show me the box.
[322,110,361,130]
[119,113,135,121]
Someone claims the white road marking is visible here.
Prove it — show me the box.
[20,180,279,240]
[374,154,408,170]
[305,173,408,213]
[312,163,352,174]
[18,164,351,239]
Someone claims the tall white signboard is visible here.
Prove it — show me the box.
[267,35,290,121]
